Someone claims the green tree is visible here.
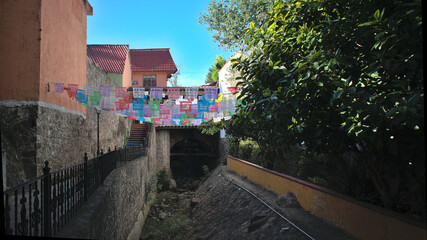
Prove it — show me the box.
[205,55,227,84]
[199,0,274,50]
[232,0,424,214]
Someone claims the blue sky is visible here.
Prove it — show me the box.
[86,0,234,87]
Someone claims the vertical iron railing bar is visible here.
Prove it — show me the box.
[29,183,32,235]
[72,167,75,216]
[32,181,40,236]
[18,186,26,235]
[65,168,69,223]
[85,160,88,202]
[53,173,57,236]
[14,189,18,235]
[64,169,67,224]
[5,193,10,234]
[58,172,61,234]
[61,170,64,230]
[43,161,51,237]
[71,167,74,216]
[114,147,117,167]
[41,178,44,236]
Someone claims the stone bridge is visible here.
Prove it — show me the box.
[155,125,220,179]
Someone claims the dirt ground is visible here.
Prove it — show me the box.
[140,165,358,240]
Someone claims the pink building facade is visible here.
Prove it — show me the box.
[130,48,177,88]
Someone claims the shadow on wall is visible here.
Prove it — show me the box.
[170,138,217,179]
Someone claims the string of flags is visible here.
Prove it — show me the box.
[53,83,240,126]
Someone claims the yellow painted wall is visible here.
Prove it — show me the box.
[227,156,426,240]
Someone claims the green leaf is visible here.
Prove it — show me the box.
[374,9,380,20]
[407,91,421,105]
[358,21,377,27]
[333,89,344,99]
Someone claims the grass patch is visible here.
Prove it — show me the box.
[141,212,194,240]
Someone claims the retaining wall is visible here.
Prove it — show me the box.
[58,124,159,240]
[227,155,426,240]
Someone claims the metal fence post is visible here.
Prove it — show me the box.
[83,153,88,202]
[114,146,117,167]
[43,161,51,237]
[100,149,104,181]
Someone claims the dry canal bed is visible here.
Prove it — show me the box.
[140,166,357,240]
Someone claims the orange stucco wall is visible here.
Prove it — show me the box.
[39,0,88,113]
[122,53,132,89]
[131,72,169,88]
[0,0,89,114]
[0,0,41,101]
[227,156,427,240]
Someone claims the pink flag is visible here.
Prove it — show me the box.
[115,86,127,98]
[66,84,78,99]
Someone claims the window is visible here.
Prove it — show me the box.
[143,75,156,87]
[132,81,138,85]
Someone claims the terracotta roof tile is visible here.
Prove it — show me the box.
[130,48,177,73]
[198,81,219,88]
[87,44,129,74]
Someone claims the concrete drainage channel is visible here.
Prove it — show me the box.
[219,169,316,240]
[139,165,357,240]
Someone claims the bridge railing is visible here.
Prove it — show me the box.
[3,143,148,237]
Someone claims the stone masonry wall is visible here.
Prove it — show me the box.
[1,57,133,188]
[156,129,170,170]
[0,103,38,188]
[58,124,160,240]
[35,57,133,176]
[35,104,132,174]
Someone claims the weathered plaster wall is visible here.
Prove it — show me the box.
[0,0,41,101]
[122,53,133,89]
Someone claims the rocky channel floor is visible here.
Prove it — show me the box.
[140,184,197,240]
[140,166,358,240]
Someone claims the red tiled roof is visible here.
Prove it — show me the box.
[130,48,177,73]
[87,44,129,74]
[197,81,219,88]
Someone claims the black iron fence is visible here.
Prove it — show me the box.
[3,139,149,237]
